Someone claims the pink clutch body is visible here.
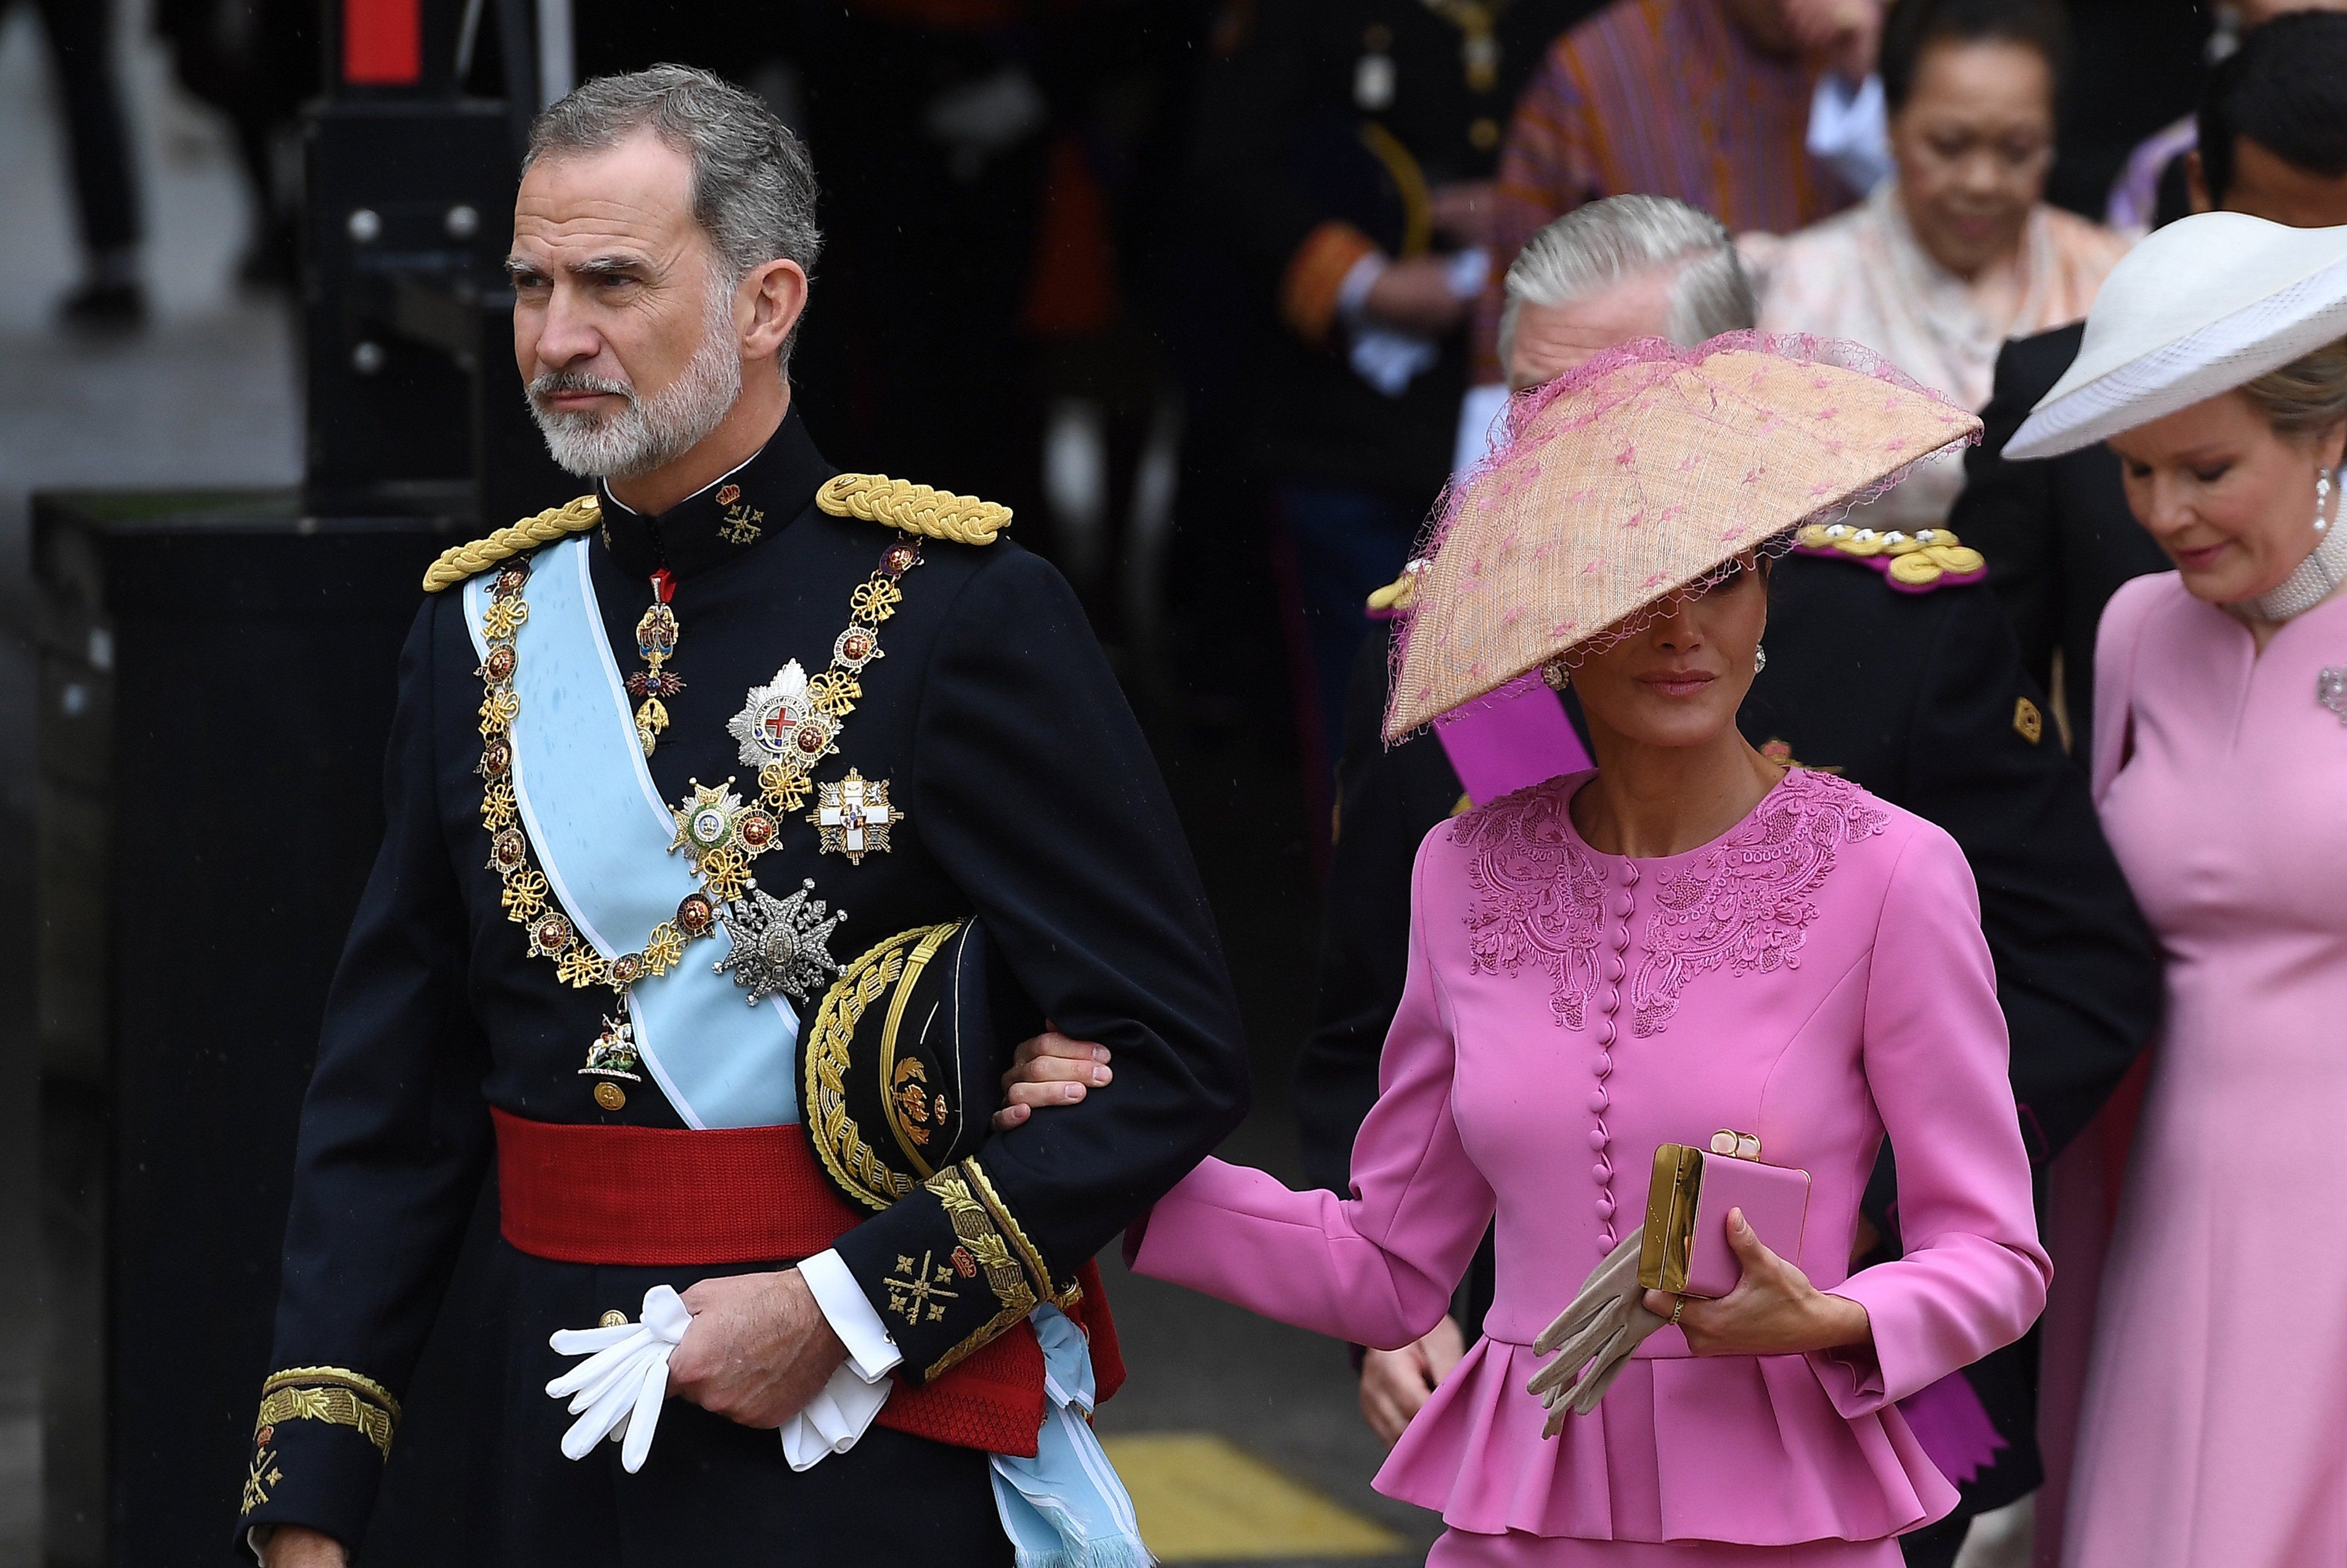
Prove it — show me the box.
[1638,1131,1812,1299]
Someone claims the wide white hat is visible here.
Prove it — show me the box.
[2005,213,2347,461]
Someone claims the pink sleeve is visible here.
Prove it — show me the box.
[2090,573,2162,805]
[1816,827,2054,1414]
[1126,835,1497,1351]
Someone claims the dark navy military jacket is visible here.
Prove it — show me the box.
[242,411,1249,1558]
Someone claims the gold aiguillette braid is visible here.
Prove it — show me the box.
[423,495,603,593]
[817,473,1011,546]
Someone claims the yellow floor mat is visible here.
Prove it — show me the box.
[1099,1432,1407,1561]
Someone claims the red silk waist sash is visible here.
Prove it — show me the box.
[488,1109,1121,1457]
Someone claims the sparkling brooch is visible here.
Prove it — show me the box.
[716,879,846,1005]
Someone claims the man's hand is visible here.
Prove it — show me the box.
[260,1525,347,1568]
[1364,258,1472,337]
[994,1029,1112,1130]
[1359,1315,1467,1447]
[1428,180,1500,250]
[669,1269,847,1429]
[1645,1209,1871,1358]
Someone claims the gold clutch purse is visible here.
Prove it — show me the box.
[1636,1131,1812,1299]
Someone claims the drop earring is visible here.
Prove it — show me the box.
[1753,644,1768,675]
[2319,469,2335,536]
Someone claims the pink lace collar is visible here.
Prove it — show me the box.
[1455,768,1888,1035]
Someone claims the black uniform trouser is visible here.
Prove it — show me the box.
[368,1244,1015,1567]
[16,0,140,257]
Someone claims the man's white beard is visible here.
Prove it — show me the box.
[528,280,744,480]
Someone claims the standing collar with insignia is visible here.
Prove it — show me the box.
[596,408,835,581]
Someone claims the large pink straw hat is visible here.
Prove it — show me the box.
[1384,333,1981,742]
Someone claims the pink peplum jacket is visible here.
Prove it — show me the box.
[1129,768,2051,1548]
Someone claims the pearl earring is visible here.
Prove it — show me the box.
[1753,645,1769,675]
[2320,469,2334,536]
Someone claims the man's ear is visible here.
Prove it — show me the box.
[737,258,810,363]
[2185,148,2213,216]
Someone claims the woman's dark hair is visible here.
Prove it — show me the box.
[1880,0,2070,117]
[2199,12,2347,210]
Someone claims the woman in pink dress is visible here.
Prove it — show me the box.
[1125,335,2051,1565]
[2003,215,2347,1566]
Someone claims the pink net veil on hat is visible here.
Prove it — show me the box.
[1383,332,1984,742]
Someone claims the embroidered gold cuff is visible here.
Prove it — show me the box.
[961,1156,1080,1309]
[253,1366,400,1459]
[917,1165,1038,1379]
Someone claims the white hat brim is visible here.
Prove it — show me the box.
[2006,215,2347,461]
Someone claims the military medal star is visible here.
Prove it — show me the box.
[810,769,899,863]
[715,879,846,1005]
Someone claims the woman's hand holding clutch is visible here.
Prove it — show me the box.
[1526,1233,1669,1434]
[1645,1208,1872,1358]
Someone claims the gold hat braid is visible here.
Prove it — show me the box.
[422,495,603,593]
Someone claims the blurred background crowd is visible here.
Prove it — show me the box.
[0,0,2322,1563]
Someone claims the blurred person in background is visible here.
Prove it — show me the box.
[1954,9,2347,749]
[1458,0,1881,432]
[1999,210,2347,1568]
[2103,0,2347,235]
[1745,0,2128,535]
[1293,197,2153,1568]
[155,0,316,290]
[12,0,144,328]
[1186,0,1610,801]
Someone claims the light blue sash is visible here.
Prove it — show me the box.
[464,538,799,1129]
[990,1307,1150,1568]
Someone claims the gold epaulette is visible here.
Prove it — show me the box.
[421,494,602,593]
[1794,522,1987,591]
[818,473,1011,546]
[1366,559,1430,614]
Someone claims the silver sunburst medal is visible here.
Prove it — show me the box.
[728,661,841,772]
[715,878,846,1005]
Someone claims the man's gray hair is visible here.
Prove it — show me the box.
[1497,195,1756,370]
[528,65,821,347]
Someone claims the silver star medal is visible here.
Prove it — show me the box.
[715,878,846,1005]
[2321,667,2347,725]
[728,661,841,772]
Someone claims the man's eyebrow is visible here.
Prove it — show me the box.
[570,254,653,281]
[501,253,656,283]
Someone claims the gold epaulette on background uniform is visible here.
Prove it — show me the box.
[1792,521,1988,592]
[421,494,602,592]
[817,473,1011,545]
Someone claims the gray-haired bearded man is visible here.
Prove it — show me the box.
[244,65,1246,1568]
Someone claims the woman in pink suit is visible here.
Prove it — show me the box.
[2002,216,2347,1566]
[1125,335,2051,1565]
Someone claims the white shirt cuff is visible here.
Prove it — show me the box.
[1336,249,1390,328]
[799,1248,902,1381]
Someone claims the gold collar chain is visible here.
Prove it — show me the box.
[472,537,926,1085]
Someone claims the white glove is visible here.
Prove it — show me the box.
[1525,1232,1668,1433]
[547,1284,692,1473]
[779,1361,893,1471]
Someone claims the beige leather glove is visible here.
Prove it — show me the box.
[1525,1232,1667,1433]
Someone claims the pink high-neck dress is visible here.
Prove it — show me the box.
[1130,768,2050,1565]
[2061,575,2347,1567]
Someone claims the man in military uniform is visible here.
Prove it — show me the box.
[245,66,1246,1568]
[1189,0,1610,783]
[1288,201,2160,1568]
